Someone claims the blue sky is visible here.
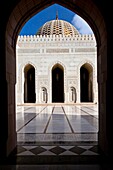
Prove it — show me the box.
[19,4,93,35]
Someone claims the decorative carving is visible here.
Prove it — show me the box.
[46,48,69,53]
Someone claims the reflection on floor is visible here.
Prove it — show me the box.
[1,104,113,169]
[17,104,98,143]
[14,104,99,160]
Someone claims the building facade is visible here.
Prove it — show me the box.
[16,18,98,104]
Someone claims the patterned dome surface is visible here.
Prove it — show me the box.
[36,18,79,36]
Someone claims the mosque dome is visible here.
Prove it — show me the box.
[36,16,79,36]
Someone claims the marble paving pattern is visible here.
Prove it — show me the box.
[16,104,99,156]
[16,104,98,142]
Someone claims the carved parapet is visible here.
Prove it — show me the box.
[17,34,96,43]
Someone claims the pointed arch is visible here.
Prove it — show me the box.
[52,63,64,102]
[24,63,36,103]
[3,0,109,157]
[48,61,66,103]
[16,62,37,104]
[80,62,93,102]
[70,86,76,102]
[18,61,37,91]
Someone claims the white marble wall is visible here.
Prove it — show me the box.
[16,34,97,104]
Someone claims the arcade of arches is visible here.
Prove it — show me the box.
[17,61,95,104]
[1,0,113,166]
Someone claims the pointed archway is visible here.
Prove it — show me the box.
[24,64,36,103]
[80,63,93,102]
[52,64,64,103]
[4,0,110,158]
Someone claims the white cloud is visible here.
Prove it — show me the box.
[71,14,93,34]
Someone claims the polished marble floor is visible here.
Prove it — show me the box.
[1,104,113,169]
[15,104,99,158]
[16,104,98,142]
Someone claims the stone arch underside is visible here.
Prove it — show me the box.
[5,0,108,156]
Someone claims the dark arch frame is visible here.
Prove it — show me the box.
[3,0,110,158]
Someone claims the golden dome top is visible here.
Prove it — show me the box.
[36,18,79,36]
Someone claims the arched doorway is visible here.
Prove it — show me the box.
[4,0,109,157]
[52,64,64,103]
[80,63,93,102]
[24,64,36,103]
